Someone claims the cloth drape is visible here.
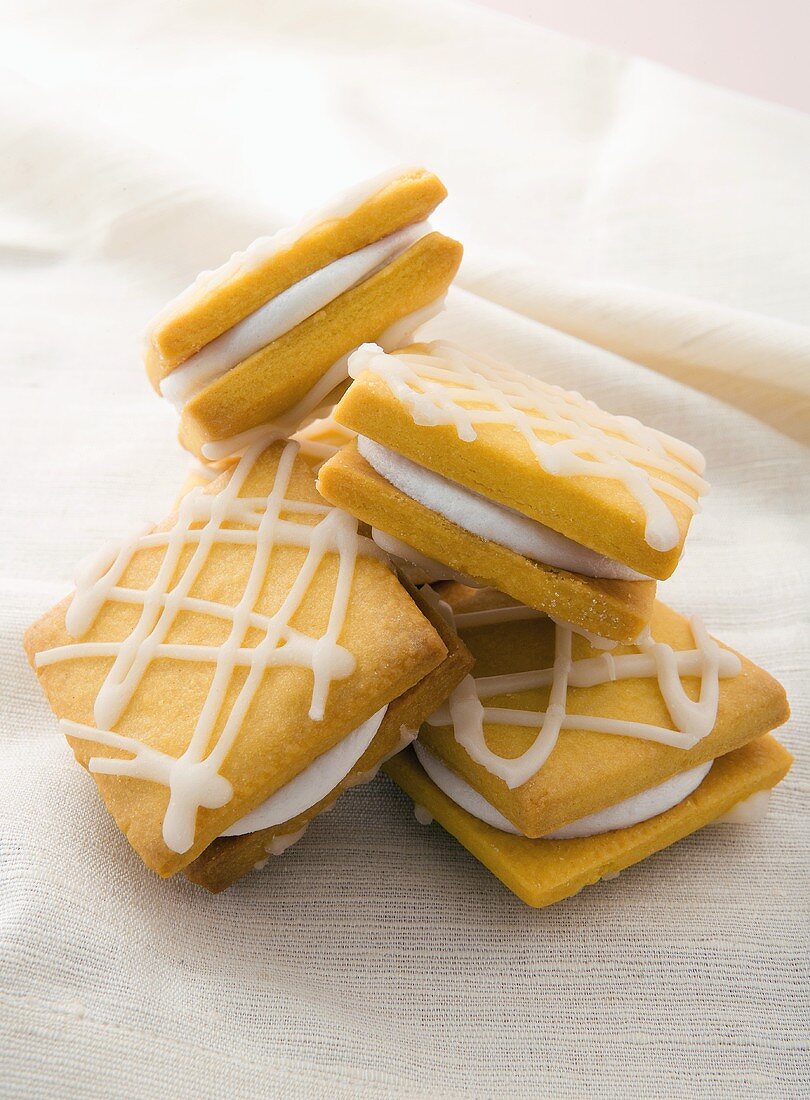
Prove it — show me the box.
[0,1,807,1096]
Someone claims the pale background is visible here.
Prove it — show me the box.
[0,2,808,1098]
[477,0,810,113]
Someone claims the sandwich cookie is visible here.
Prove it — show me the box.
[144,169,462,460]
[25,437,469,884]
[319,341,709,640]
[381,584,791,907]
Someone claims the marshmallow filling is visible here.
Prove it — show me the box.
[714,789,771,824]
[161,220,433,411]
[356,436,648,581]
[412,741,715,839]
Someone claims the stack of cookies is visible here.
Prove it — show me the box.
[25,168,791,907]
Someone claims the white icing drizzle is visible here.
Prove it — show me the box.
[349,341,709,552]
[186,458,222,484]
[253,825,309,869]
[414,741,713,838]
[160,221,432,411]
[146,165,424,340]
[428,612,741,789]
[413,804,434,826]
[37,438,378,854]
[293,414,357,472]
[372,296,446,350]
[451,605,547,630]
[413,583,455,628]
[357,435,646,580]
[548,614,618,651]
[198,298,444,464]
[444,601,616,640]
[220,706,387,837]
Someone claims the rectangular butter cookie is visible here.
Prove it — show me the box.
[25,438,450,878]
[144,169,461,461]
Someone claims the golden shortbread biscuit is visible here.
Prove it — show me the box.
[332,342,709,579]
[317,441,656,642]
[385,736,793,908]
[25,440,448,877]
[419,584,789,838]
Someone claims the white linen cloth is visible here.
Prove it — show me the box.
[1,1,808,1096]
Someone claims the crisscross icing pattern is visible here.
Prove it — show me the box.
[349,341,709,552]
[427,601,741,789]
[35,438,375,853]
[294,414,357,471]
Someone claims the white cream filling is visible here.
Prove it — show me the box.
[413,741,714,839]
[413,741,523,833]
[544,760,713,838]
[220,706,387,837]
[161,220,432,411]
[356,436,647,581]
